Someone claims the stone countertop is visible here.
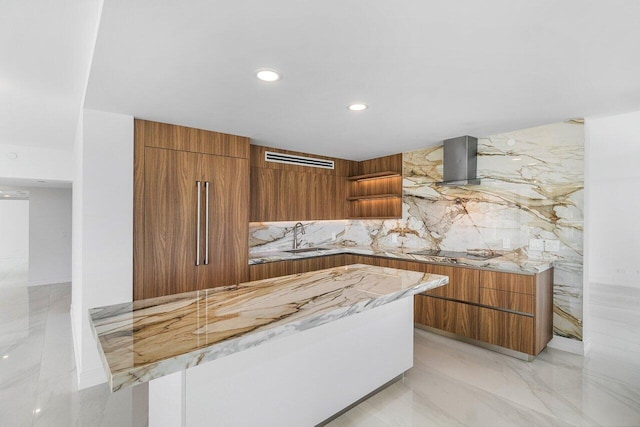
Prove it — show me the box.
[89,264,448,392]
[249,246,555,275]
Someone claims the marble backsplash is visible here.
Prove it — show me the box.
[249,120,584,341]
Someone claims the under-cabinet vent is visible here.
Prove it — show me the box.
[265,151,334,169]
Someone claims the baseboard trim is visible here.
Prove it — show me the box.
[582,336,592,355]
[547,335,584,355]
[70,306,107,389]
[70,305,82,381]
[28,278,72,287]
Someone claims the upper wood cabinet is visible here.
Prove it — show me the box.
[250,147,404,222]
[133,120,250,300]
[249,145,353,222]
[135,119,249,158]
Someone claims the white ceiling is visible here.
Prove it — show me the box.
[82,2,640,159]
[0,0,79,149]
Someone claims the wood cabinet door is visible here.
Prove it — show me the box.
[479,270,535,295]
[143,148,200,298]
[250,168,346,221]
[478,307,534,354]
[414,295,478,340]
[196,155,249,289]
[422,265,479,303]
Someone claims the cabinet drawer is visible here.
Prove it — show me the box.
[479,270,535,295]
[414,295,478,340]
[422,265,479,303]
[478,307,534,354]
[479,288,534,315]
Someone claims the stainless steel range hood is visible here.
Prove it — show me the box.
[437,135,481,186]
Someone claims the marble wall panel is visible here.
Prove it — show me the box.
[249,120,584,340]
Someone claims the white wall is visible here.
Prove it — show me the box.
[586,110,640,288]
[0,200,29,260]
[72,109,133,389]
[28,188,72,286]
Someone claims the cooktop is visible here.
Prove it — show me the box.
[408,249,501,261]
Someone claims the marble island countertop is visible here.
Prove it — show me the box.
[249,245,555,275]
[89,264,448,392]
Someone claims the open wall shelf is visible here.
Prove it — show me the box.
[347,170,402,219]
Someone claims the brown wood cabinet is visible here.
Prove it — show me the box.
[415,295,478,340]
[249,145,353,222]
[134,120,250,300]
[347,154,403,219]
[478,308,534,354]
[294,253,553,357]
[249,255,347,281]
[250,147,404,221]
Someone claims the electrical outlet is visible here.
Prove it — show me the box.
[502,238,511,249]
[544,239,560,252]
[391,234,398,243]
[331,232,337,241]
[529,238,544,251]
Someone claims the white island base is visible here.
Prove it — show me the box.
[149,297,414,427]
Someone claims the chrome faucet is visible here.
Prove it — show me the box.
[293,222,305,250]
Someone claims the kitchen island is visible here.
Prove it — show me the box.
[90,264,448,426]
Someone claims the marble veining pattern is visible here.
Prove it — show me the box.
[249,245,554,275]
[249,120,584,340]
[3,282,639,426]
[89,265,448,391]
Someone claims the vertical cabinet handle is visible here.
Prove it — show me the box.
[205,181,210,265]
[196,181,201,266]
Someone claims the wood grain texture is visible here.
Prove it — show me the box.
[358,154,402,175]
[422,264,479,303]
[414,295,478,340]
[249,255,347,281]
[479,270,535,295]
[133,121,146,300]
[250,145,355,176]
[135,119,249,159]
[479,288,534,315]
[478,307,534,354]
[250,167,347,221]
[343,256,478,305]
[315,254,550,355]
[142,148,200,298]
[195,155,249,290]
[134,119,250,300]
[348,153,403,219]
[534,267,554,355]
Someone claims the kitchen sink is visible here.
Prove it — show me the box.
[284,247,331,254]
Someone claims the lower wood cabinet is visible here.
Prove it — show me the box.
[249,255,346,281]
[250,254,554,357]
[478,307,534,354]
[414,295,478,340]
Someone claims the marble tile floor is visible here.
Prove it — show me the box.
[329,282,640,427]
[0,283,147,427]
[1,281,639,427]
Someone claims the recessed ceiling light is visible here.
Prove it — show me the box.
[3,195,9,198]
[2,355,8,359]
[256,69,280,82]
[512,158,521,161]
[348,103,368,111]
